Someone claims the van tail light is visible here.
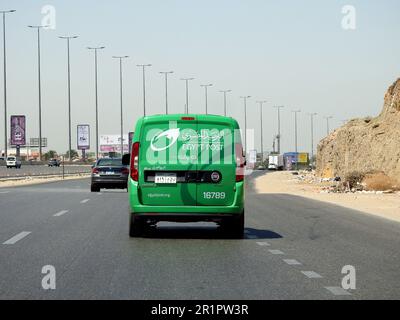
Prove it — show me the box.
[92,167,99,174]
[235,143,245,182]
[130,142,140,181]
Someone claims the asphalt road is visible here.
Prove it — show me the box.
[0,171,399,300]
[0,165,91,179]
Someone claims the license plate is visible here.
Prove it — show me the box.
[105,171,114,175]
[155,173,177,184]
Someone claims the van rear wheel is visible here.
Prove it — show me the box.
[222,211,244,239]
[129,214,145,237]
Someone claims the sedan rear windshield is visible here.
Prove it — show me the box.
[97,159,123,167]
[7,157,16,161]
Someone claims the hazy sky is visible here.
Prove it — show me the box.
[1,0,399,155]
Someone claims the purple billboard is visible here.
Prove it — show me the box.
[10,115,26,146]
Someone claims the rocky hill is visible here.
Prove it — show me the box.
[316,78,400,179]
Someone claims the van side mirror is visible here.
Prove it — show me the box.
[122,154,130,166]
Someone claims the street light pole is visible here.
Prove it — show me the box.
[292,110,301,170]
[87,46,105,160]
[181,78,195,114]
[201,84,213,114]
[324,116,333,136]
[308,112,317,168]
[113,56,129,156]
[28,25,48,161]
[59,35,78,162]
[240,96,251,153]
[219,90,231,116]
[1,10,15,158]
[137,64,152,116]
[257,101,267,162]
[273,106,284,155]
[159,71,173,114]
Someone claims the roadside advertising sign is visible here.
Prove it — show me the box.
[10,115,26,146]
[77,125,90,150]
[298,153,309,164]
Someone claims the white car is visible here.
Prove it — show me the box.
[6,156,22,169]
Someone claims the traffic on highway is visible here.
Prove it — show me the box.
[0,0,399,316]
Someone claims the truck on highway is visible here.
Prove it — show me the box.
[122,114,245,238]
[268,155,284,171]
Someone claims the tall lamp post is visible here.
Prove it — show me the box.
[240,96,251,153]
[200,84,213,114]
[137,64,152,116]
[159,71,174,114]
[292,110,301,170]
[1,9,15,158]
[273,106,284,154]
[219,90,231,116]
[181,78,195,114]
[113,56,129,156]
[257,100,267,162]
[308,112,318,168]
[324,116,333,136]
[59,35,78,162]
[87,46,105,160]
[28,25,48,161]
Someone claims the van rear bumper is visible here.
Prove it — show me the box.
[132,213,240,223]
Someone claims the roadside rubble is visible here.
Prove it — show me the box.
[292,170,400,195]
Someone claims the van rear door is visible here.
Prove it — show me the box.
[139,116,198,206]
[196,116,236,207]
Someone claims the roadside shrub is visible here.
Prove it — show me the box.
[344,171,365,189]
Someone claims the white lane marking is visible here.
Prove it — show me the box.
[80,199,90,204]
[283,259,302,265]
[325,287,352,296]
[0,191,10,194]
[3,231,31,245]
[53,210,69,217]
[256,242,270,246]
[269,249,285,255]
[301,271,323,279]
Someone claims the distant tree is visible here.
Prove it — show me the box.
[65,149,79,160]
[44,150,57,161]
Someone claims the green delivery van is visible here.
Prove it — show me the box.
[122,114,246,238]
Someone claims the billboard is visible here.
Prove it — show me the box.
[77,125,90,150]
[30,138,48,148]
[10,115,26,146]
[100,134,129,154]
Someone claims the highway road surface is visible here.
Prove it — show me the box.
[0,171,399,299]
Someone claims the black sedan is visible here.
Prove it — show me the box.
[91,158,129,192]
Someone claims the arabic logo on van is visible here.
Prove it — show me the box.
[150,128,180,151]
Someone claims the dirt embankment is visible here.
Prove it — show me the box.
[255,171,400,223]
[316,78,400,180]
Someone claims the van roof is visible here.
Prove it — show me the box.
[140,114,239,127]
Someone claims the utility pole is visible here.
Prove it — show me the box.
[87,46,105,160]
[201,84,213,114]
[181,78,195,114]
[137,64,152,116]
[240,96,251,153]
[219,90,231,116]
[273,106,284,154]
[324,116,333,136]
[292,110,301,170]
[308,112,317,168]
[1,9,15,158]
[28,25,48,161]
[113,56,129,156]
[59,35,78,162]
[159,71,174,114]
[257,100,267,162]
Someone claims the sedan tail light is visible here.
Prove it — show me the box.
[92,167,99,174]
[131,142,140,181]
[121,167,129,174]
